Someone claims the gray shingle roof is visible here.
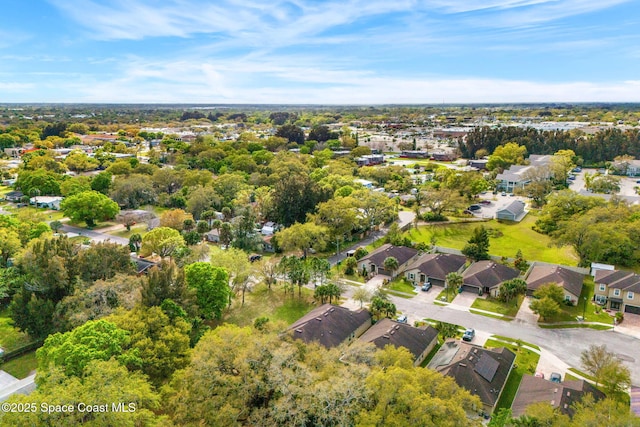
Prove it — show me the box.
[595,269,640,293]
[526,265,585,297]
[358,318,438,359]
[404,253,467,281]
[359,244,418,268]
[288,304,372,348]
[462,261,520,289]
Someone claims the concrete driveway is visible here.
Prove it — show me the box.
[452,291,477,308]
[515,297,539,324]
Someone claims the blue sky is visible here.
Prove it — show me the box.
[1,0,639,103]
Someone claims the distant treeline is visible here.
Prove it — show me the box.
[460,126,640,165]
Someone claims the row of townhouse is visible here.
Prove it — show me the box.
[356,244,586,303]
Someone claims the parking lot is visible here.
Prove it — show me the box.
[569,168,640,198]
[471,193,528,219]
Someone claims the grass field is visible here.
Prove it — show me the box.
[108,223,147,239]
[387,278,417,295]
[0,351,37,379]
[486,338,540,412]
[222,283,316,327]
[436,288,455,303]
[471,295,523,318]
[404,214,579,266]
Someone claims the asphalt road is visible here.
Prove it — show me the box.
[390,291,640,386]
[59,224,129,246]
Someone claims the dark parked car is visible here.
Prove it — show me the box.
[462,328,475,342]
[550,372,562,383]
[479,200,492,205]
[248,254,262,262]
[421,282,432,292]
[468,204,481,211]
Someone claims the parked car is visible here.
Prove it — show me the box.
[468,204,481,211]
[396,315,408,323]
[421,282,432,292]
[501,192,507,196]
[535,372,545,379]
[248,254,262,262]
[479,200,492,205]
[463,209,473,215]
[462,328,475,342]
[550,372,562,383]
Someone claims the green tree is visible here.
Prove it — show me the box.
[513,249,530,273]
[140,226,185,258]
[529,297,561,321]
[108,306,192,386]
[0,228,21,267]
[64,150,99,172]
[445,272,463,301]
[279,255,309,298]
[90,171,113,194]
[16,168,63,196]
[60,175,92,196]
[60,190,119,227]
[0,360,163,426]
[497,278,527,305]
[141,259,191,310]
[109,174,157,208]
[185,262,230,319]
[435,321,459,340]
[352,287,371,308]
[36,319,139,377]
[580,344,630,391]
[344,255,358,275]
[75,241,134,282]
[383,256,399,277]
[276,222,329,258]
[49,220,63,233]
[533,282,565,304]
[486,142,527,171]
[462,225,490,261]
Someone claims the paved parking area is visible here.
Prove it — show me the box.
[452,291,477,308]
[474,193,528,219]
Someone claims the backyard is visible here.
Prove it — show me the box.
[221,283,316,327]
[404,214,578,266]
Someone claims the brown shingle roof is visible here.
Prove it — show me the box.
[359,244,418,268]
[462,261,520,289]
[405,253,467,280]
[287,304,371,348]
[595,269,640,293]
[429,340,515,410]
[358,318,438,359]
[526,265,585,297]
[512,375,605,417]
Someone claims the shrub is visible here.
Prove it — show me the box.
[615,312,624,323]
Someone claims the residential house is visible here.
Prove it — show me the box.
[525,264,584,304]
[3,148,23,158]
[428,339,516,414]
[511,375,605,417]
[462,261,520,295]
[431,152,457,161]
[496,200,527,222]
[130,255,158,275]
[204,229,220,243]
[354,178,375,189]
[261,221,278,236]
[404,253,467,288]
[400,150,429,159]
[357,244,419,278]
[262,235,275,253]
[468,159,489,170]
[355,155,384,166]
[287,304,372,348]
[611,158,640,176]
[359,318,439,366]
[496,155,553,193]
[593,269,640,314]
[4,191,23,202]
[29,196,63,210]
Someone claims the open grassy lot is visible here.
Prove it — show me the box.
[471,295,523,318]
[0,351,37,379]
[108,223,147,239]
[485,338,540,412]
[435,288,455,303]
[0,309,33,352]
[404,214,579,266]
[538,278,613,325]
[222,283,316,327]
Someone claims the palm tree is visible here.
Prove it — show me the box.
[383,256,399,278]
[445,272,463,301]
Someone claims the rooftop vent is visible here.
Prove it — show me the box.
[316,317,323,321]
[295,329,303,333]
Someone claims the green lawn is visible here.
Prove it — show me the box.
[435,288,456,303]
[485,338,540,412]
[0,351,37,379]
[539,278,613,325]
[0,309,33,351]
[471,295,523,318]
[222,283,316,327]
[387,278,417,295]
[108,223,147,239]
[404,214,579,266]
